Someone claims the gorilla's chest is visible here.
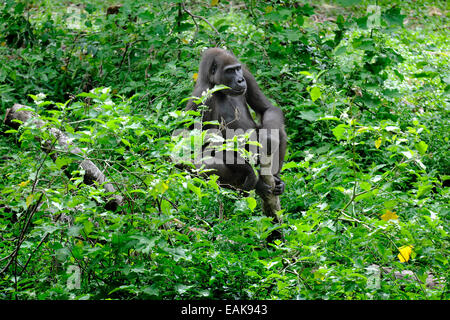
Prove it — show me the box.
[214,96,258,131]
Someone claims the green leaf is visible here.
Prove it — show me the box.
[175,284,192,295]
[207,175,220,193]
[332,124,348,141]
[121,138,131,147]
[131,235,157,254]
[55,157,73,169]
[83,221,94,235]
[354,191,373,202]
[72,243,84,259]
[55,248,70,262]
[334,46,347,55]
[415,141,428,155]
[187,182,202,198]
[246,197,257,212]
[360,181,372,192]
[138,10,154,22]
[284,29,300,42]
[417,184,433,198]
[299,110,320,122]
[336,0,359,6]
[356,93,381,108]
[352,36,375,51]
[129,189,146,194]
[142,285,159,297]
[68,225,83,237]
[76,92,98,99]
[383,200,397,209]
[282,161,299,171]
[382,7,405,27]
[382,89,401,98]
[310,86,322,102]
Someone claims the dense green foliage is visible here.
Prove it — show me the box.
[0,0,448,300]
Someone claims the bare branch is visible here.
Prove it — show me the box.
[181,2,220,36]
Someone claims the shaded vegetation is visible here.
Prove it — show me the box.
[0,0,448,299]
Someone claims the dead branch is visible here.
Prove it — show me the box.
[369,264,444,289]
[4,104,123,211]
[181,2,220,36]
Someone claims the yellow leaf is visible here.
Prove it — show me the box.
[192,73,198,82]
[26,194,34,208]
[265,6,273,13]
[314,268,326,281]
[181,38,189,44]
[211,0,219,6]
[61,65,67,71]
[357,126,368,133]
[375,137,382,149]
[154,180,169,194]
[381,209,398,221]
[398,245,413,263]
[1,41,6,46]
[19,180,30,187]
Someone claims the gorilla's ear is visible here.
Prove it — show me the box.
[210,60,217,75]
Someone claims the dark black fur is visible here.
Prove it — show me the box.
[187,48,286,196]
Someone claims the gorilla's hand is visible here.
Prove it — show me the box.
[273,175,285,196]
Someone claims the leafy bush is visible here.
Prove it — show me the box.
[0,0,448,300]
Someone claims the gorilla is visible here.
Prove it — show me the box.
[186,48,287,199]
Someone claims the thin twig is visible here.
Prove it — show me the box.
[181,2,220,36]
[0,194,44,275]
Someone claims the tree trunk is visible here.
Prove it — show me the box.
[4,104,123,211]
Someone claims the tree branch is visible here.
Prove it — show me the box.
[181,2,220,36]
[4,104,124,211]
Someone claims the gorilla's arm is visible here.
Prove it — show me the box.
[243,67,287,189]
[243,68,284,129]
